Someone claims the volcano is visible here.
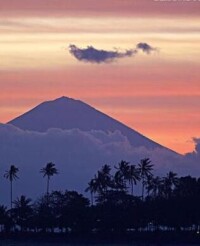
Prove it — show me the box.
[0,96,186,205]
[8,96,170,151]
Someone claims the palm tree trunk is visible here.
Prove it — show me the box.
[131,180,133,196]
[47,176,50,195]
[10,180,13,210]
[91,192,93,206]
[46,176,50,205]
[142,176,144,201]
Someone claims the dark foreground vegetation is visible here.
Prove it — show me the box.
[1,159,200,244]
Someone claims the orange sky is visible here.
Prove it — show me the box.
[0,0,200,154]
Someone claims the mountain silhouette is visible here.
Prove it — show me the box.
[0,96,189,205]
[8,96,174,152]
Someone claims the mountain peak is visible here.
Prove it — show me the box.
[46,96,79,104]
[53,96,75,102]
[8,96,173,151]
[45,96,86,108]
[57,96,70,100]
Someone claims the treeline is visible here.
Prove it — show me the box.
[1,158,200,239]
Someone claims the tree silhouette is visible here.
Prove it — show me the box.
[13,195,32,231]
[97,164,112,194]
[3,159,200,236]
[4,165,19,210]
[114,170,126,192]
[61,191,90,233]
[85,177,98,205]
[0,205,8,231]
[128,164,140,195]
[138,158,153,200]
[40,162,58,198]
[146,175,162,198]
[34,195,54,232]
[174,176,198,198]
[114,160,130,191]
[163,171,178,198]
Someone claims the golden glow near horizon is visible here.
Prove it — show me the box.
[0,10,200,154]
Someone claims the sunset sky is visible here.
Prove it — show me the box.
[0,0,200,154]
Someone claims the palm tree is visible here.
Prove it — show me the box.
[114,160,130,191]
[85,177,98,205]
[146,176,162,198]
[114,170,126,191]
[138,158,153,200]
[13,195,32,211]
[97,164,112,194]
[40,162,58,197]
[128,164,141,195]
[4,165,19,210]
[163,171,178,198]
[101,164,112,190]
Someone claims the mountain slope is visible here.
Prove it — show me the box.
[8,96,173,151]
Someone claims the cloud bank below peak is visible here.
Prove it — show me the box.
[68,42,157,63]
[0,123,200,205]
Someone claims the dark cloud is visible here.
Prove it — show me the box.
[69,42,157,63]
[136,42,156,54]
[69,44,136,63]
